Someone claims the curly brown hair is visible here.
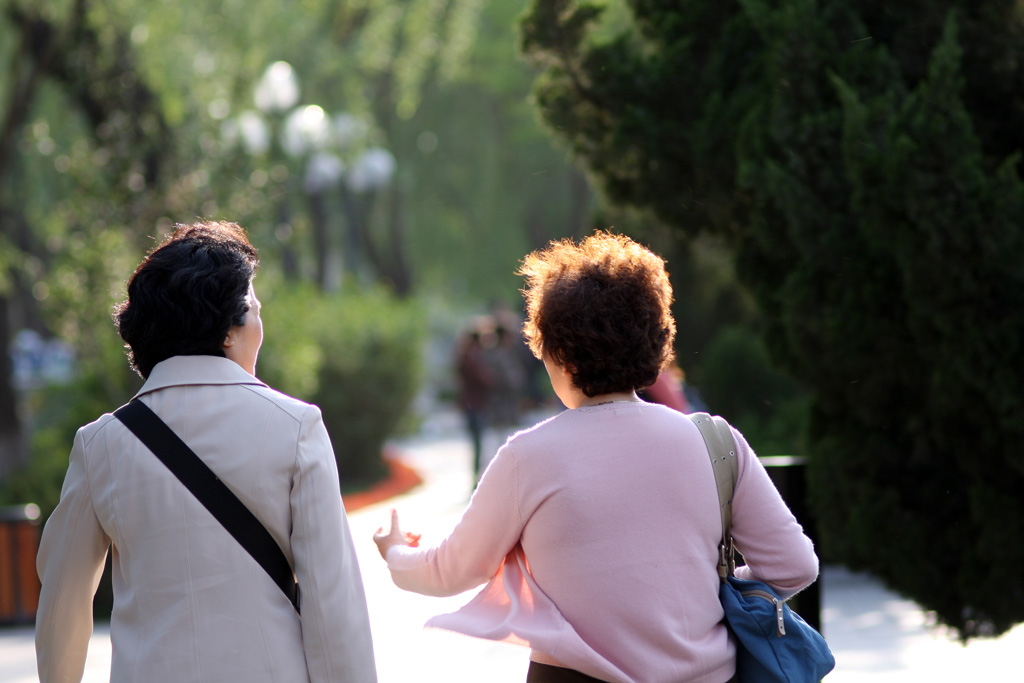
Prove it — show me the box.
[518,231,676,397]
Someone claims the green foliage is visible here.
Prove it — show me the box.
[0,428,69,523]
[2,0,577,617]
[697,325,808,458]
[0,359,139,522]
[0,281,423,621]
[393,0,595,303]
[521,0,1024,638]
[1,279,424,515]
[2,0,586,485]
[258,282,426,490]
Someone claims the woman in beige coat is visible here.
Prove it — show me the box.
[35,221,377,682]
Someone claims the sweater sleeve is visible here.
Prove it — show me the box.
[36,428,111,683]
[386,442,525,597]
[728,428,819,598]
[290,405,378,683]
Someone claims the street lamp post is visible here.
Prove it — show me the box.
[282,104,346,290]
[341,146,398,288]
[224,62,400,291]
[252,62,302,280]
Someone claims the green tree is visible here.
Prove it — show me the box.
[389,0,594,304]
[2,0,586,492]
[520,0,1024,638]
[1,0,172,476]
[0,0,390,489]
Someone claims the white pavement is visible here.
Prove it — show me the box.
[4,411,1024,682]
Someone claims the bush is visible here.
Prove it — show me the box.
[0,363,139,520]
[258,283,426,491]
[3,283,424,619]
[694,325,809,458]
[0,364,138,623]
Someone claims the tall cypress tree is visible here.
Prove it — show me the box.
[520,0,1024,638]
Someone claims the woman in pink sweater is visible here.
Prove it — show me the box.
[374,232,819,683]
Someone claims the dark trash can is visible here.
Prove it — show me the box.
[759,456,823,633]
[0,503,42,625]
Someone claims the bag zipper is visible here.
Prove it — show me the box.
[741,589,786,636]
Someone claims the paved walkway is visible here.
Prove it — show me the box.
[4,412,1024,681]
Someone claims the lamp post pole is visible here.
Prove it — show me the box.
[343,147,398,289]
[253,62,302,281]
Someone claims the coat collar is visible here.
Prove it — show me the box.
[135,355,268,398]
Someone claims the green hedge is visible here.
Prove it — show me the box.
[0,361,139,520]
[258,283,426,491]
[1,283,424,620]
[2,283,425,511]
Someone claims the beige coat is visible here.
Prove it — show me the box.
[35,355,377,682]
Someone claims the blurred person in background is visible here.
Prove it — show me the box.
[35,221,376,683]
[455,319,496,486]
[373,231,818,682]
[639,363,708,414]
[484,318,526,431]
[640,364,691,413]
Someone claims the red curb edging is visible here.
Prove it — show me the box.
[343,447,423,513]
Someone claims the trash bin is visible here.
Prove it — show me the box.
[759,456,823,632]
[0,503,41,625]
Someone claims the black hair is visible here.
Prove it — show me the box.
[113,221,259,378]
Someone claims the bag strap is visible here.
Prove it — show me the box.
[114,399,300,613]
[689,412,738,582]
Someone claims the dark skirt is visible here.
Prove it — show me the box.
[526,662,605,683]
[526,661,738,683]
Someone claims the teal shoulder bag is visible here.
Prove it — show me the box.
[689,413,835,683]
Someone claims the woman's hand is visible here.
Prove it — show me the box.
[373,509,421,560]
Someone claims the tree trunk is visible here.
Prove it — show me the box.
[277,201,300,281]
[567,168,591,238]
[385,183,412,297]
[308,192,331,290]
[0,295,26,480]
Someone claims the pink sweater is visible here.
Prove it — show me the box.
[386,402,818,683]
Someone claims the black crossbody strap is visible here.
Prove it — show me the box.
[114,399,299,613]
